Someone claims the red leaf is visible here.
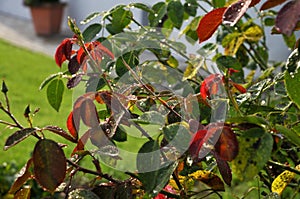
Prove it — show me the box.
[43,125,77,143]
[200,74,223,101]
[223,0,252,26]
[72,130,90,155]
[214,126,239,161]
[67,111,78,140]
[275,0,300,36]
[55,38,75,67]
[232,82,247,93]
[260,0,288,10]
[197,7,227,43]
[189,129,207,159]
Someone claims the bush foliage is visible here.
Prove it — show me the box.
[1,0,300,198]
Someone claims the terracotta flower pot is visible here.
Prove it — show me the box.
[30,2,66,36]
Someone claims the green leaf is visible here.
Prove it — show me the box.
[128,3,153,13]
[264,192,280,199]
[115,51,139,77]
[4,128,36,150]
[33,139,66,193]
[243,25,264,42]
[275,125,300,147]
[137,140,176,195]
[212,0,225,7]
[148,2,167,27]
[283,33,296,50]
[197,43,218,57]
[80,12,101,24]
[83,23,102,42]
[47,79,64,112]
[162,123,191,154]
[132,111,165,126]
[232,128,273,180]
[111,7,132,31]
[216,55,244,83]
[226,115,269,127]
[184,0,198,17]
[39,72,62,90]
[167,0,184,29]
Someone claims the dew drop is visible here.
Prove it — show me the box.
[154,13,158,17]
[187,3,191,6]
[261,100,266,105]
[158,20,162,23]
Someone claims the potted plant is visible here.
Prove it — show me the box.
[23,0,66,36]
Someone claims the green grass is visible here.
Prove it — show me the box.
[0,39,73,168]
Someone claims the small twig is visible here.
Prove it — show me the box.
[0,120,19,128]
[0,106,23,129]
[172,173,183,191]
[66,159,121,183]
[268,160,300,175]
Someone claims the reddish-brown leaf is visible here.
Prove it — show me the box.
[67,111,78,140]
[249,0,261,7]
[275,0,300,36]
[260,0,288,10]
[80,98,100,128]
[4,128,36,151]
[55,38,74,67]
[223,0,252,26]
[197,7,227,43]
[9,158,34,194]
[189,129,207,159]
[68,55,80,74]
[43,125,77,143]
[214,126,239,161]
[90,126,110,148]
[95,91,112,105]
[33,139,66,193]
[214,153,232,186]
[72,130,91,155]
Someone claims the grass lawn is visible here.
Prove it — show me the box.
[0,39,73,168]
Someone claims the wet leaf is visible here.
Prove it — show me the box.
[223,0,252,26]
[232,128,273,180]
[4,128,36,150]
[184,0,198,17]
[47,79,64,112]
[39,73,62,90]
[83,23,102,42]
[43,125,77,143]
[128,3,153,13]
[116,51,139,77]
[81,12,101,24]
[9,158,33,194]
[167,0,184,29]
[132,111,165,126]
[197,7,227,43]
[148,2,167,27]
[33,139,66,193]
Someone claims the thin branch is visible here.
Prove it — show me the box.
[268,160,300,175]
[66,159,121,184]
[0,120,19,128]
[0,106,23,129]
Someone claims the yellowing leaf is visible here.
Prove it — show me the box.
[189,170,225,191]
[271,164,300,195]
[244,25,264,42]
[224,36,245,56]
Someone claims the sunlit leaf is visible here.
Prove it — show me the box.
[39,73,62,90]
[271,164,300,195]
[80,12,101,24]
[222,33,245,56]
[47,79,64,112]
[197,7,227,43]
[4,128,36,151]
[9,158,33,194]
[244,25,264,42]
[189,170,225,191]
[55,38,74,67]
[167,0,184,29]
[67,111,78,140]
[33,139,66,193]
[232,128,273,180]
[80,98,99,128]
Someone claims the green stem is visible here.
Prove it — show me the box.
[268,160,300,175]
